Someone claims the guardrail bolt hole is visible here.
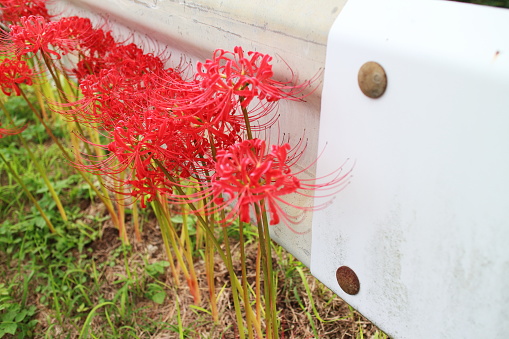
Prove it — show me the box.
[358,61,387,98]
[336,266,360,295]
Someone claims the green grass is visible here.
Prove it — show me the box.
[452,0,509,8]
[0,92,389,338]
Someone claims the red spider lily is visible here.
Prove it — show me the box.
[7,15,62,58]
[62,40,217,203]
[79,28,116,58]
[0,0,51,25]
[207,138,352,228]
[5,15,110,59]
[107,133,176,209]
[190,46,313,128]
[51,16,107,56]
[197,47,279,103]
[0,58,33,96]
[73,42,168,82]
[104,43,167,77]
[68,43,244,152]
[210,138,299,225]
[106,109,210,179]
[125,173,174,208]
[0,121,26,138]
[71,29,117,81]
[75,105,213,207]
[67,65,184,130]
[72,68,141,128]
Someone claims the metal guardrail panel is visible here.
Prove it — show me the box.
[49,1,509,337]
[312,0,509,337]
[49,0,347,266]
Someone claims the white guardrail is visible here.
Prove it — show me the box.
[49,0,509,338]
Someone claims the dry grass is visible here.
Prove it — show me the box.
[27,213,387,339]
[0,194,388,339]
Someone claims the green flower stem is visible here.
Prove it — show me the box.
[206,114,258,334]
[240,101,254,140]
[255,201,278,339]
[180,198,201,305]
[85,126,121,228]
[205,215,219,323]
[255,242,262,323]
[0,98,68,222]
[208,133,218,159]
[221,221,246,339]
[239,220,257,339]
[155,162,241,282]
[132,201,142,242]
[241,93,275,336]
[254,204,272,339]
[154,161,253,327]
[194,196,204,251]
[17,87,121,229]
[199,136,220,322]
[0,151,56,233]
[151,200,180,286]
[115,171,128,244]
[153,197,201,304]
[41,54,124,233]
[261,203,278,339]
[32,73,51,122]
[41,53,95,157]
[240,93,275,337]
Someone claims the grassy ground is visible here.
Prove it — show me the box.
[0,96,389,338]
[453,0,509,8]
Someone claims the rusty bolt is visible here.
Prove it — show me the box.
[336,266,360,295]
[358,61,387,98]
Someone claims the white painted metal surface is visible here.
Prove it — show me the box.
[49,0,347,266]
[312,0,509,337]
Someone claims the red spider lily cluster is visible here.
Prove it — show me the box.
[0,0,50,25]
[0,57,33,96]
[0,0,349,227]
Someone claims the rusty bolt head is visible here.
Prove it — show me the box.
[358,61,387,98]
[336,266,360,295]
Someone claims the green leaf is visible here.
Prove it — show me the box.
[170,215,184,224]
[146,261,169,277]
[15,310,27,322]
[189,305,212,316]
[150,291,166,304]
[3,323,17,335]
[34,216,46,228]
[2,309,18,322]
